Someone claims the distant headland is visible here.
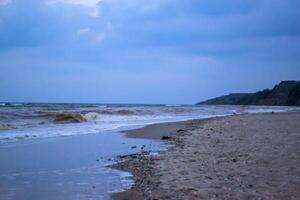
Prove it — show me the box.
[198,81,300,106]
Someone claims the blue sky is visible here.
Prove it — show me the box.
[0,0,300,104]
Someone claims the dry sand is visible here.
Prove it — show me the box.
[112,112,300,200]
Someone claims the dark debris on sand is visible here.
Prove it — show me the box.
[110,126,193,200]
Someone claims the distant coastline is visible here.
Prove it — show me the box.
[198,80,300,106]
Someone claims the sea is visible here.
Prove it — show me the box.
[0,103,299,200]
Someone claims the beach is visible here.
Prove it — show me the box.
[112,112,300,200]
[0,104,299,200]
[1,0,299,199]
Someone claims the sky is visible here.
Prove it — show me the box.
[0,0,300,104]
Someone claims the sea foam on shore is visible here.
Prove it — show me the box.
[0,103,299,143]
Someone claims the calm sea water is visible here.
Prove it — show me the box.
[0,103,299,200]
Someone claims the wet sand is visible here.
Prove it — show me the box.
[112,112,300,200]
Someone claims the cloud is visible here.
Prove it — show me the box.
[0,0,11,6]
[76,27,90,36]
[76,27,107,44]
[47,0,102,16]
[95,32,105,42]
[1,0,300,103]
[105,0,168,12]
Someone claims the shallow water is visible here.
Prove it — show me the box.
[0,128,167,200]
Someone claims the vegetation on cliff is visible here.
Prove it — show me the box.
[198,81,300,106]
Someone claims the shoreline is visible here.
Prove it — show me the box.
[0,125,167,200]
[111,112,300,200]
[111,118,212,200]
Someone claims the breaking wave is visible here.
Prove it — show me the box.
[2,104,300,142]
[89,109,136,116]
[52,110,138,123]
[0,103,23,107]
[53,113,87,123]
[0,123,17,131]
[0,108,145,131]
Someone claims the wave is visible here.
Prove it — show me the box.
[81,109,136,116]
[97,105,107,108]
[0,103,23,107]
[114,109,136,115]
[0,123,17,131]
[11,103,23,106]
[165,104,181,107]
[19,109,137,118]
[52,110,137,124]
[53,113,87,123]
[83,112,100,121]
[1,105,300,144]
[0,108,141,129]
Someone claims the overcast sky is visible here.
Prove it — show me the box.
[0,0,300,104]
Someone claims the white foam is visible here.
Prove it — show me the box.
[83,112,100,121]
[1,105,299,143]
[98,105,107,108]
[165,104,181,107]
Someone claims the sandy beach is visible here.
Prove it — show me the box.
[112,112,300,200]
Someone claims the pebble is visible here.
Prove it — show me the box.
[161,136,172,140]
